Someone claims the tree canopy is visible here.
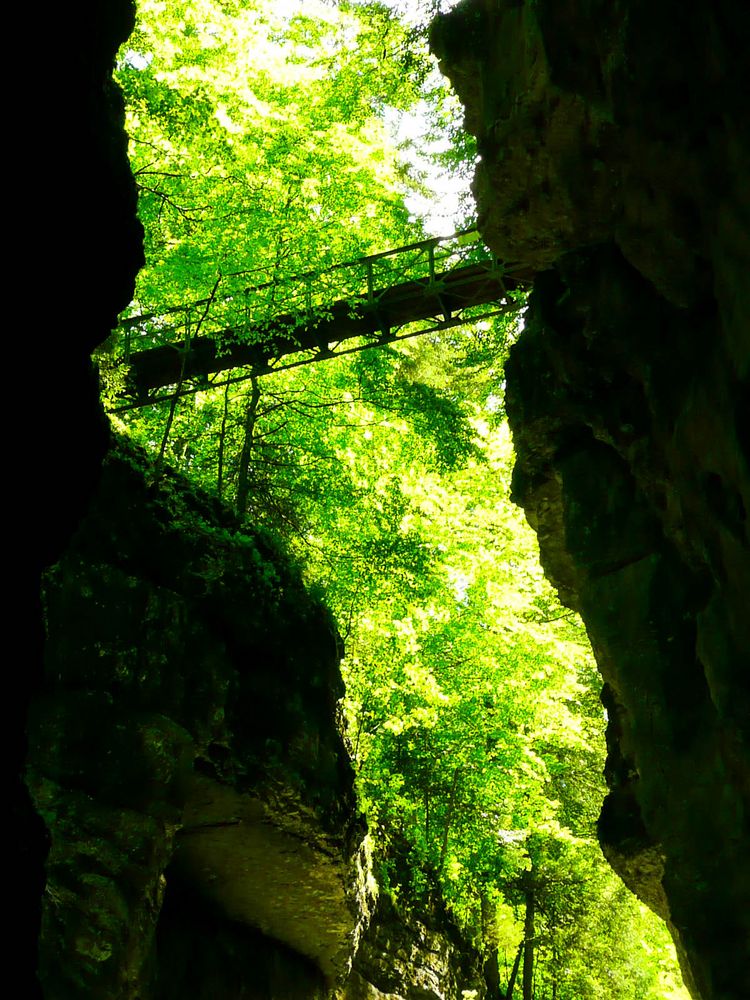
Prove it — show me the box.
[111,2,690,997]
[117,0,450,311]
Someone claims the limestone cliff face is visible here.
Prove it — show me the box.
[432,4,750,1000]
[345,895,486,1000]
[29,438,372,998]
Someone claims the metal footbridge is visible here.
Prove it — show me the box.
[110,229,531,410]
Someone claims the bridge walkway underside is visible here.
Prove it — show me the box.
[118,260,529,408]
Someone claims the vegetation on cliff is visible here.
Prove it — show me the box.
[106,1,690,997]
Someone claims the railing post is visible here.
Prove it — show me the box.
[428,242,437,285]
[366,261,374,304]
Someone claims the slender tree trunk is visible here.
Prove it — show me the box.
[217,378,231,499]
[550,928,559,1000]
[424,784,430,844]
[155,276,221,482]
[235,375,261,516]
[155,392,180,480]
[482,892,501,997]
[483,949,500,998]
[523,881,535,1000]
[481,891,500,947]
[505,938,524,1000]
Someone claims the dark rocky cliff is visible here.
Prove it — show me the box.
[431,3,749,999]
[29,437,371,997]
[21,1,144,993]
[345,894,485,1000]
[28,437,486,999]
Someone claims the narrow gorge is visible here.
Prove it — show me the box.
[20,1,748,998]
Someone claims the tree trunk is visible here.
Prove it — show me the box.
[217,378,231,499]
[155,276,221,482]
[504,938,524,1000]
[484,949,500,998]
[523,881,535,1000]
[425,784,430,844]
[235,375,261,516]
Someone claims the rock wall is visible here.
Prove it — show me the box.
[431,4,749,1000]
[345,895,486,1000]
[28,438,487,1000]
[22,1,144,993]
[28,438,371,998]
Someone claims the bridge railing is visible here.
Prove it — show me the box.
[116,228,496,360]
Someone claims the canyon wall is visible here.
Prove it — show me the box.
[21,1,144,993]
[432,3,749,999]
[28,437,486,999]
[29,436,369,997]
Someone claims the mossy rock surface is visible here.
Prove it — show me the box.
[30,436,366,998]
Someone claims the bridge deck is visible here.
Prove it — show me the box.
[111,231,532,408]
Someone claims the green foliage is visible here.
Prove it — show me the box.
[113,3,689,997]
[117,0,438,311]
